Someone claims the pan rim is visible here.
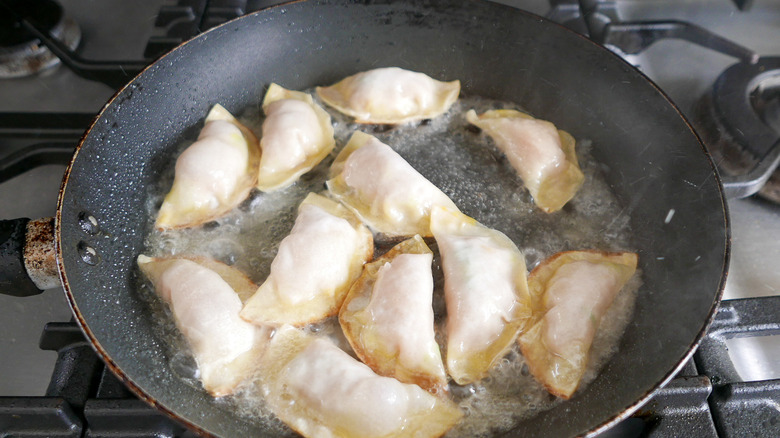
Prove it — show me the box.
[54,1,731,437]
[53,14,226,438]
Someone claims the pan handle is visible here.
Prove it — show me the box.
[0,217,61,297]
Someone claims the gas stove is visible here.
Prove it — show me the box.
[1,1,778,437]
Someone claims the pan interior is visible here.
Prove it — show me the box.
[57,1,727,437]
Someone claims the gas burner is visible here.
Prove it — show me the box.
[695,57,780,203]
[0,0,80,78]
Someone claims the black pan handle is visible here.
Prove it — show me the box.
[0,217,61,296]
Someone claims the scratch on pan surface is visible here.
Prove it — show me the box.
[540,77,555,88]
[603,205,628,232]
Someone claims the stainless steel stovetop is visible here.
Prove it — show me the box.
[1,0,778,436]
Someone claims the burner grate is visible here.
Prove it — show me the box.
[144,0,291,59]
[0,321,190,438]
[2,296,778,438]
[632,374,718,437]
[695,296,780,437]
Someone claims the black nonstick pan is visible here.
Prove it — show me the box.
[3,0,729,436]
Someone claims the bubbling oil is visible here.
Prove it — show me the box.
[141,94,640,437]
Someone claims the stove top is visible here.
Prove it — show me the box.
[1,0,779,437]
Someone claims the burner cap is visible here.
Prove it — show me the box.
[711,57,780,158]
[0,0,80,78]
[696,57,780,202]
[751,69,780,135]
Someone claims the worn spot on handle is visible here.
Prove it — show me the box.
[24,217,60,289]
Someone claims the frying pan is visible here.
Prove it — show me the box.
[2,0,728,436]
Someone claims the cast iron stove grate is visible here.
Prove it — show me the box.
[1,295,778,437]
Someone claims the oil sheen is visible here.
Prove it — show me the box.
[141,94,639,437]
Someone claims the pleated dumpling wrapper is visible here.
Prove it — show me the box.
[430,206,533,385]
[259,326,463,438]
[327,131,460,237]
[257,84,335,191]
[316,67,460,124]
[137,255,271,397]
[156,104,261,229]
[340,235,448,394]
[466,109,584,213]
[240,193,373,326]
[517,250,638,399]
